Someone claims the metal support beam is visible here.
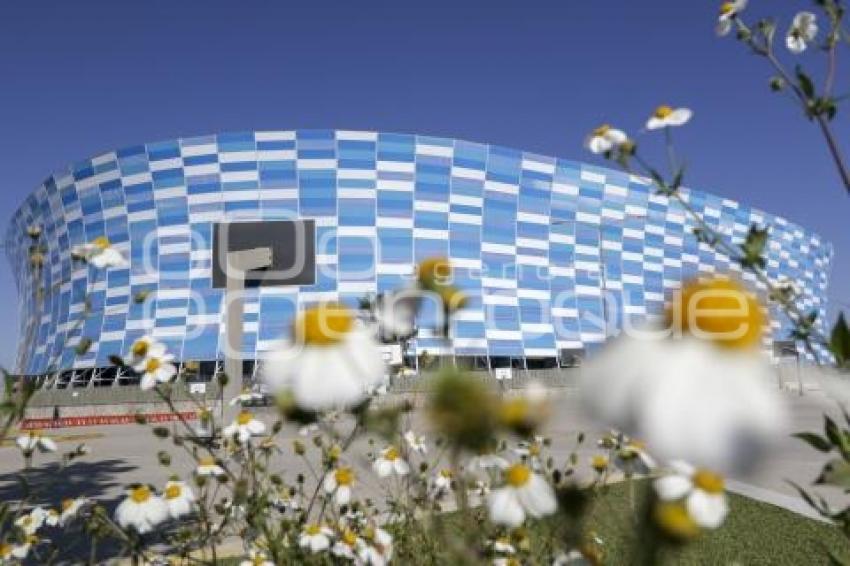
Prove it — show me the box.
[222,247,273,422]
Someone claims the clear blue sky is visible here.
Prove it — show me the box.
[0,1,847,369]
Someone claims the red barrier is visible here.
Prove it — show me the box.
[20,412,198,430]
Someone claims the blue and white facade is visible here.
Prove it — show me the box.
[6,130,833,383]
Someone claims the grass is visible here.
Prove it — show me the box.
[219,479,850,564]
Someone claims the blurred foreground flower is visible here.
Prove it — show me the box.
[115,485,169,534]
[262,302,386,411]
[585,124,629,155]
[786,12,818,54]
[716,0,747,37]
[487,463,557,527]
[581,278,786,473]
[16,430,57,454]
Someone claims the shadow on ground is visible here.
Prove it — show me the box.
[0,458,137,564]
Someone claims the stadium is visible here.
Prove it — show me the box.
[5,130,833,388]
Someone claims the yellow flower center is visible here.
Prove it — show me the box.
[668,278,764,349]
[61,498,74,511]
[342,529,358,546]
[132,340,149,357]
[499,398,530,427]
[654,105,674,119]
[293,303,354,345]
[165,484,182,499]
[654,502,700,540]
[592,455,609,472]
[335,467,355,486]
[505,464,532,487]
[145,358,161,373]
[693,470,725,494]
[383,447,399,461]
[236,411,254,426]
[418,257,452,287]
[592,124,611,137]
[305,523,322,536]
[720,2,735,15]
[92,236,111,249]
[130,485,152,503]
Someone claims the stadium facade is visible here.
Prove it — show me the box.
[6,130,833,386]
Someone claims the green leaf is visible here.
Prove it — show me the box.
[830,312,850,368]
[796,65,816,99]
[739,224,769,268]
[793,432,834,452]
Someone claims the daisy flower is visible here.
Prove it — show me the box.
[229,388,264,406]
[323,466,356,506]
[59,497,88,526]
[716,0,747,37]
[0,537,36,561]
[126,335,166,368]
[163,480,195,519]
[433,469,454,494]
[585,124,629,155]
[654,461,729,529]
[240,549,274,566]
[591,455,609,475]
[613,439,656,476]
[646,105,692,130]
[16,430,57,454]
[786,11,818,54]
[114,485,169,534]
[299,523,333,553]
[195,456,226,477]
[581,277,786,473]
[14,508,47,535]
[222,411,266,444]
[403,430,427,455]
[358,526,394,565]
[72,236,127,269]
[490,536,516,556]
[261,303,386,411]
[133,349,177,391]
[373,446,410,477]
[487,463,557,527]
[332,529,362,560]
[513,436,546,471]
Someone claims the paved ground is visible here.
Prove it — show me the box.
[2,387,846,522]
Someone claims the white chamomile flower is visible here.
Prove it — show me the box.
[358,526,394,565]
[403,430,427,454]
[163,480,195,519]
[716,0,747,37]
[126,336,166,368]
[513,436,546,471]
[0,537,36,561]
[222,411,266,444]
[323,466,356,506]
[433,469,454,493]
[59,497,88,526]
[14,508,47,535]
[787,11,818,54]
[585,124,629,154]
[491,536,516,555]
[487,463,557,527]
[261,303,386,411]
[654,461,729,529]
[73,236,128,269]
[240,549,274,566]
[373,446,410,477]
[613,439,656,476]
[45,508,60,527]
[133,349,177,391]
[114,485,170,534]
[646,105,692,130]
[581,334,785,473]
[332,529,362,560]
[272,489,300,513]
[299,523,333,553]
[16,430,57,454]
[195,456,226,477]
